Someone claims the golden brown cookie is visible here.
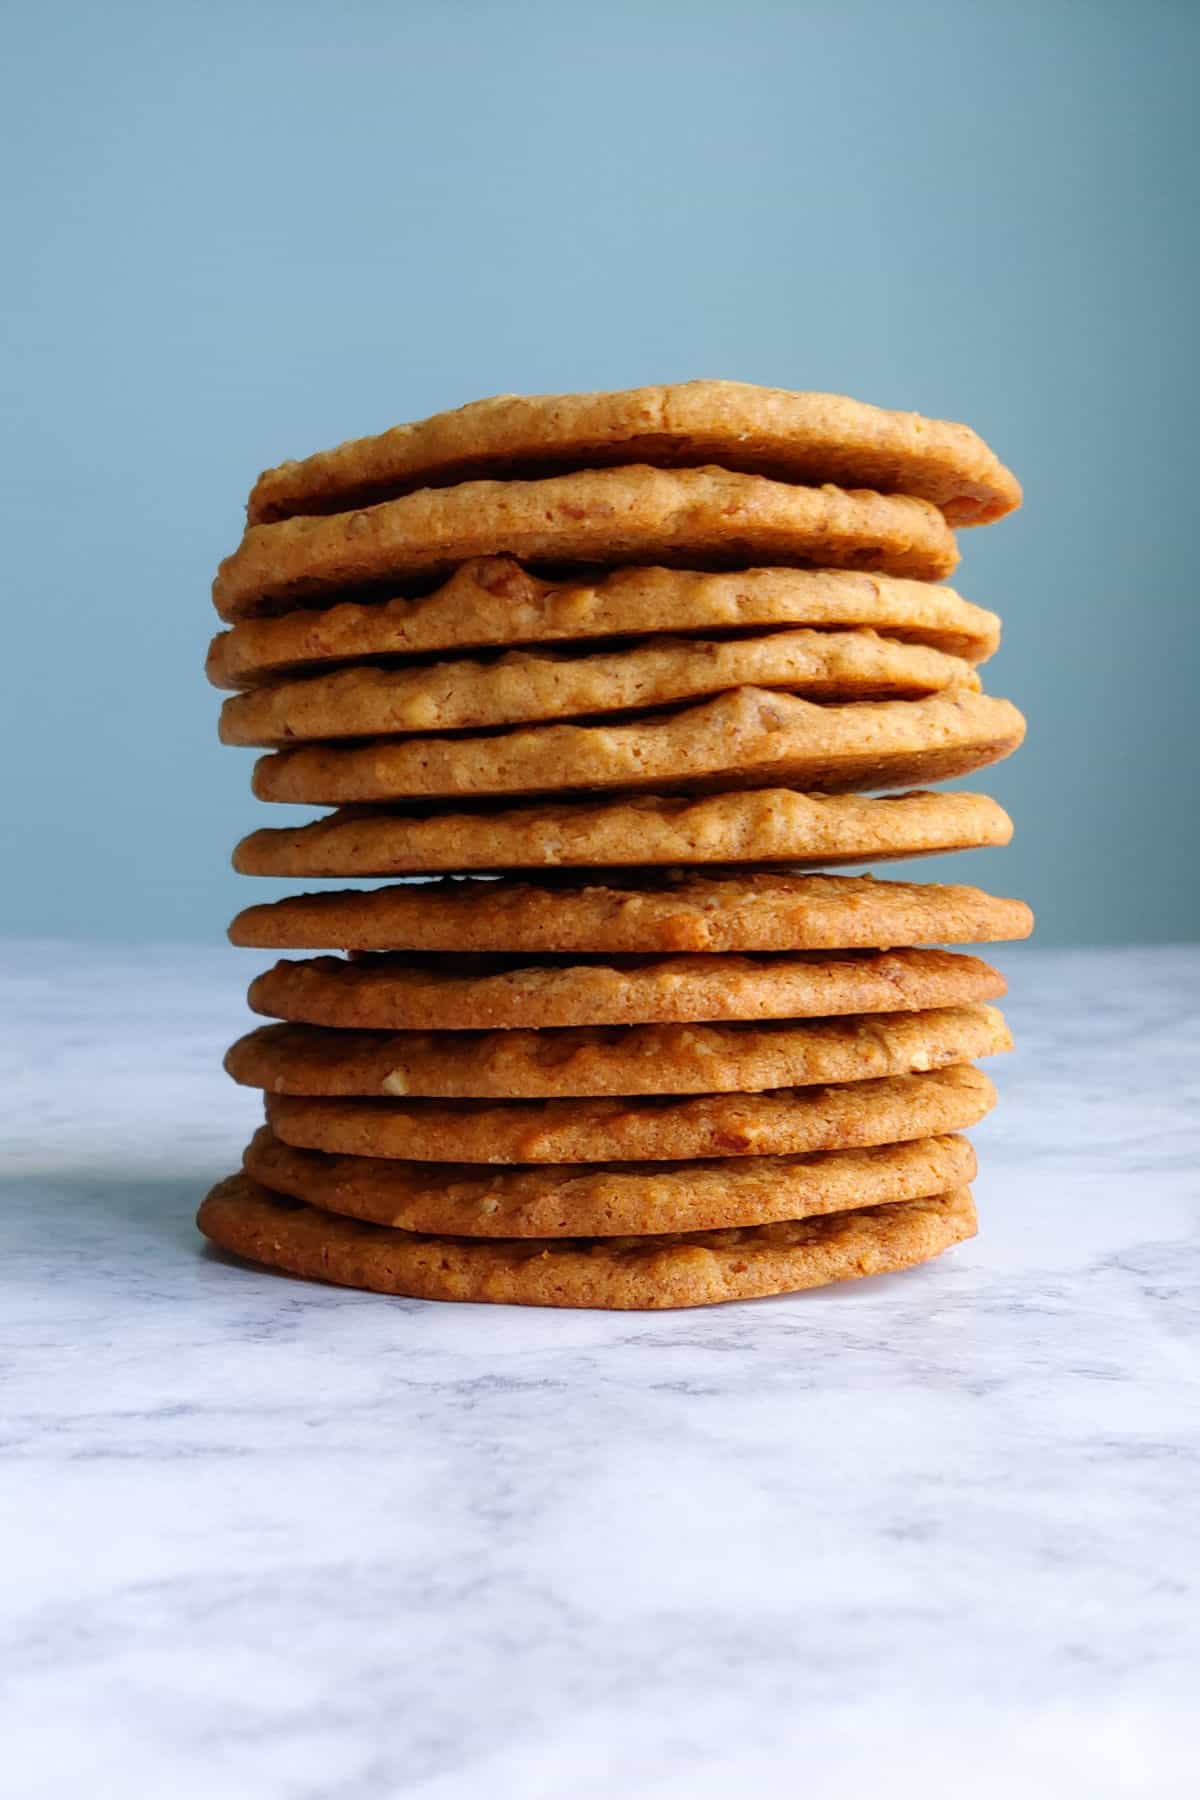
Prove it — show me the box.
[233,788,1014,877]
[230,872,1033,955]
[206,559,1002,691]
[267,1064,997,1165]
[225,1002,1012,1099]
[246,947,1005,1032]
[213,467,959,621]
[250,686,1024,806]
[245,382,1020,527]
[219,630,980,747]
[197,1174,979,1308]
[241,1125,976,1237]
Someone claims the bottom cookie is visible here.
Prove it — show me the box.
[197,1173,977,1310]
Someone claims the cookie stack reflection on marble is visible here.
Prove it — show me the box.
[199,380,1030,1308]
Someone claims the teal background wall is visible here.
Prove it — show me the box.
[3,0,1196,946]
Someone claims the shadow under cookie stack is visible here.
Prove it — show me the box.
[199,381,1030,1310]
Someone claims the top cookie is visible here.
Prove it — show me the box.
[246,381,1021,528]
[213,467,959,620]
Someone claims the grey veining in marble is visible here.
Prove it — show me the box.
[3,941,1198,1798]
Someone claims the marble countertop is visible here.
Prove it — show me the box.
[3,940,1198,1798]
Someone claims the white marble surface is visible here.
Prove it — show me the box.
[3,940,1198,1799]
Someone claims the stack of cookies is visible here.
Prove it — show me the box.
[199,381,1030,1309]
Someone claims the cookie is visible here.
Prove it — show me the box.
[212,467,959,620]
[197,1174,979,1308]
[250,686,1025,806]
[230,872,1034,955]
[241,1125,976,1236]
[206,559,1002,691]
[219,629,980,747]
[266,1064,997,1165]
[225,1002,1012,1099]
[246,947,1005,1032]
[233,788,1014,877]
[244,382,1020,527]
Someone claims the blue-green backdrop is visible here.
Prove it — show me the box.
[3,0,1197,945]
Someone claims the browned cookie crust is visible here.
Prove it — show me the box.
[206,559,1002,691]
[230,872,1033,955]
[241,1125,976,1236]
[218,630,979,746]
[197,1173,979,1308]
[213,467,960,621]
[246,947,1005,1032]
[245,381,1020,528]
[225,1002,1012,1099]
[266,1063,998,1165]
[233,789,1014,877]
[249,686,1025,806]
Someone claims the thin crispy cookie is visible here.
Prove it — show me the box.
[229,872,1033,955]
[224,1002,1013,1099]
[265,1064,999,1165]
[246,946,1005,1032]
[245,381,1020,527]
[219,630,979,746]
[241,1125,976,1236]
[213,467,959,621]
[232,788,1015,878]
[249,686,1025,805]
[206,560,1001,691]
